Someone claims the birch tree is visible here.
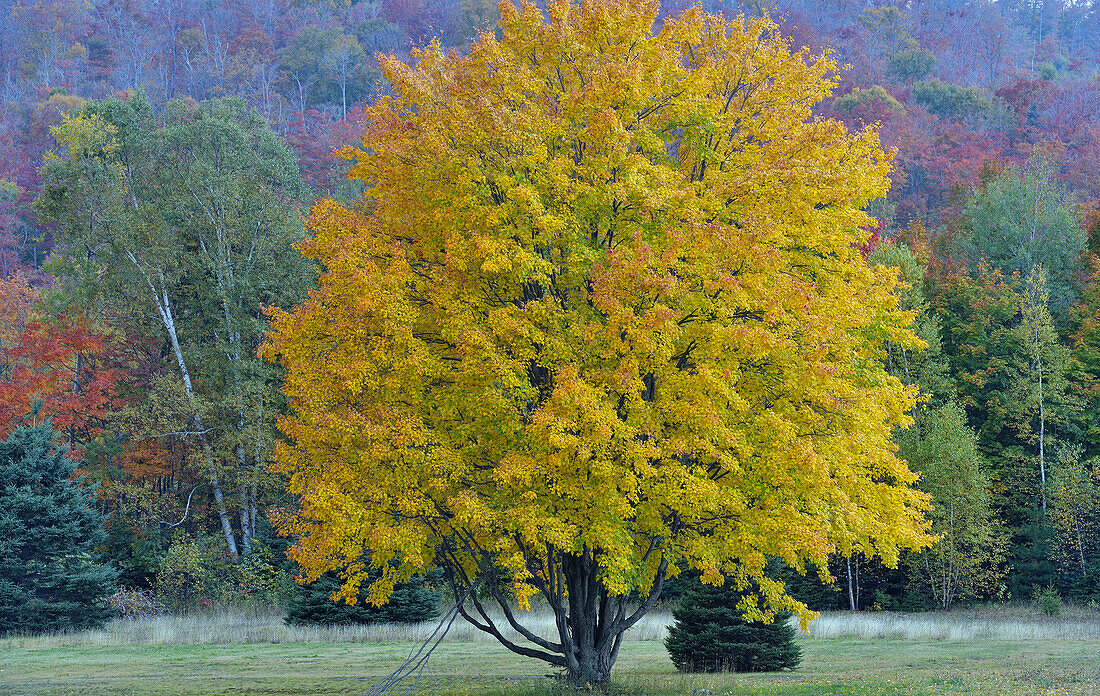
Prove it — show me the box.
[872,241,1003,608]
[1049,445,1100,595]
[962,158,1084,317]
[38,92,310,557]
[1015,266,1072,513]
[903,402,1005,609]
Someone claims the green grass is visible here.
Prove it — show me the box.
[4,636,1100,696]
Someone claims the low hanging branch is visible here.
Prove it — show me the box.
[439,528,670,683]
[366,581,479,696]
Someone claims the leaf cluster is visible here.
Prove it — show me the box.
[265,0,932,632]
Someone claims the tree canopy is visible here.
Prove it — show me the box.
[961,160,1085,316]
[38,92,311,558]
[266,0,934,685]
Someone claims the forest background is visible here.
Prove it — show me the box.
[3,0,1100,620]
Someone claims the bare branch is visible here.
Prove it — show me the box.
[161,484,206,528]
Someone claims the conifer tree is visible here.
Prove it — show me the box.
[0,419,117,633]
[285,569,442,626]
[665,579,801,673]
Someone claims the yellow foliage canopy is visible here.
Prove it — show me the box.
[263,0,930,646]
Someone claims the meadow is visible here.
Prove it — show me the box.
[3,606,1100,696]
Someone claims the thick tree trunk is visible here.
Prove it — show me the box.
[561,551,621,685]
[560,557,663,685]
[450,542,667,686]
[570,641,615,686]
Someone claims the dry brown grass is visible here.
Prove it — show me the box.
[803,604,1100,641]
[1,606,673,648]
[7,601,1098,650]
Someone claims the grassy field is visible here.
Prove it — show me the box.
[3,609,1100,696]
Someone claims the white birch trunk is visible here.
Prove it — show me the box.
[1039,357,1046,512]
[129,253,239,557]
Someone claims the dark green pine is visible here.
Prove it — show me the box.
[0,421,117,633]
[665,579,802,673]
[285,568,443,626]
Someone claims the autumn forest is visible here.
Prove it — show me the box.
[3,0,1100,668]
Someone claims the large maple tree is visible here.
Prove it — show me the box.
[264,0,931,684]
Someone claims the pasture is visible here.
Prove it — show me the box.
[3,607,1099,696]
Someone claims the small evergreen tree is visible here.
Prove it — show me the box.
[665,579,801,673]
[0,420,117,633]
[1012,507,1057,598]
[285,567,442,625]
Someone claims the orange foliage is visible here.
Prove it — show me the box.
[0,272,121,447]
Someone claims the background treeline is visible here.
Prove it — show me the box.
[2,0,1100,621]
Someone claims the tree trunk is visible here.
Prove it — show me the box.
[232,337,252,554]
[846,556,858,611]
[924,554,941,609]
[570,641,615,686]
[944,500,955,610]
[198,225,254,555]
[558,551,660,685]
[251,398,262,537]
[144,272,239,557]
[1038,358,1046,512]
[235,380,252,553]
[451,542,667,686]
[238,466,252,554]
[1077,518,1087,578]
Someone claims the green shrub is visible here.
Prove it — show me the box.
[833,85,905,115]
[155,532,298,613]
[1036,585,1063,617]
[665,579,801,673]
[154,534,237,612]
[285,567,443,625]
[103,587,166,618]
[237,541,296,607]
[888,46,936,83]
